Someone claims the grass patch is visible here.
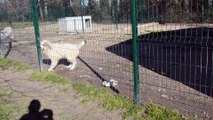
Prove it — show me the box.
[73,82,190,120]
[0,22,56,30]
[79,35,85,39]
[73,82,132,110]
[143,30,163,34]
[122,64,131,70]
[124,103,187,120]
[0,98,21,120]
[0,58,30,71]
[0,22,33,30]
[29,72,70,85]
[0,88,21,120]
[142,103,184,120]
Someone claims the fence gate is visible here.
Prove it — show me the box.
[31,0,213,119]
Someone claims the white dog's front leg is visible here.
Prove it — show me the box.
[48,67,54,71]
[48,60,58,71]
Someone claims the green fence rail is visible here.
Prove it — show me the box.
[31,0,42,71]
[131,0,140,104]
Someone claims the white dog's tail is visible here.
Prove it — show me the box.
[78,40,87,49]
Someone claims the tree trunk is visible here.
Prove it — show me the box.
[184,0,189,12]
[38,0,44,20]
[70,0,72,6]
[44,0,48,17]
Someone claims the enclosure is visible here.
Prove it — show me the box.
[0,0,213,119]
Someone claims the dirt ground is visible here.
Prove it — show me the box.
[1,22,213,120]
[0,70,122,120]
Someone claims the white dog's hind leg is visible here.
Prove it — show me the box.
[69,61,76,70]
[48,60,58,71]
[66,59,77,70]
[66,64,72,69]
[66,62,76,70]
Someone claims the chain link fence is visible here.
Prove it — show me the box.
[34,0,213,119]
[1,0,213,119]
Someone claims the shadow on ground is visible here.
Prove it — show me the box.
[20,99,53,120]
[42,58,120,94]
[106,27,213,97]
[43,59,70,66]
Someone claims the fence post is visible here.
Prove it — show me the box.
[131,0,139,104]
[113,0,118,29]
[80,0,85,34]
[31,0,43,71]
[140,0,145,23]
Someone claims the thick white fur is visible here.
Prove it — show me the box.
[0,27,14,58]
[41,40,86,71]
[0,27,14,40]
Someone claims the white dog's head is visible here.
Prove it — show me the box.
[40,40,52,51]
[0,27,14,40]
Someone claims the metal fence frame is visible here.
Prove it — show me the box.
[31,0,213,119]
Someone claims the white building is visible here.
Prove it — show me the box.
[58,16,92,33]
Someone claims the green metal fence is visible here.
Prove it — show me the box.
[30,0,213,119]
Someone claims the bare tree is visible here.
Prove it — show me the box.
[0,0,31,22]
[46,0,63,6]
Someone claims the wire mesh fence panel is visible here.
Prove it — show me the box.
[35,0,213,119]
[27,0,213,119]
[138,0,213,119]
[35,0,135,100]
[0,0,42,69]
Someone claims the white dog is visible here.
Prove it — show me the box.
[0,27,14,58]
[0,27,14,40]
[41,40,86,71]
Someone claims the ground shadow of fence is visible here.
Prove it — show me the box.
[42,58,120,94]
[106,27,213,97]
